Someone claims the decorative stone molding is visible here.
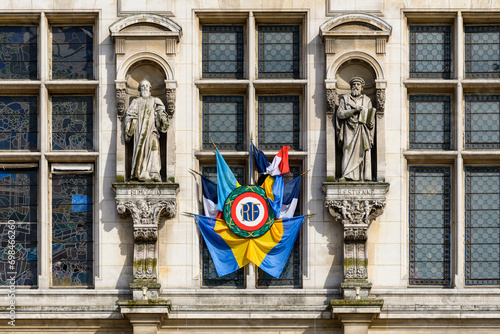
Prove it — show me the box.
[323,182,389,298]
[116,81,127,119]
[326,88,337,118]
[113,183,178,295]
[165,88,176,118]
[376,88,385,118]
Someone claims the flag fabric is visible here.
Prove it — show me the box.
[195,214,305,278]
[216,149,239,211]
[200,175,219,218]
[251,142,270,173]
[261,175,284,219]
[266,146,291,176]
[280,175,301,219]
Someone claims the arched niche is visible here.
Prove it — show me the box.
[110,14,181,183]
[320,14,391,182]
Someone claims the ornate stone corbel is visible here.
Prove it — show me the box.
[376,88,385,118]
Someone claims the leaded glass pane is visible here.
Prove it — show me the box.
[258,26,299,79]
[409,167,451,285]
[465,95,500,149]
[0,170,37,286]
[52,26,93,79]
[465,26,500,78]
[52,173,93,287]
[409,26,451,79]
[202,96,244,150]
[258,96,299,150]
[0,96,37,150]
[52,96,93,151]
[0,26,37,79]
[202,26,243,79]
[409,95,451,150]
[465,166,500,285]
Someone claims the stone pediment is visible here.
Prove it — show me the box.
[109,13,182,39]
[320,13,391,38]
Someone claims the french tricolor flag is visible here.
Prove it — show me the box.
[265,146,291,176]
[200,175,219,218]
[280,175,301,219]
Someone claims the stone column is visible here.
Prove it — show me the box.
[114,183,178,300]
[324,182,388,299]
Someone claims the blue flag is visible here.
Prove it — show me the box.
[251,142,270,173]
[200,175,219,218]
[281,175,301,218]
[216,149,239,211]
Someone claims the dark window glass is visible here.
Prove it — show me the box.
[409,25,451,79]
[258,25,299,79]
[465,26,500,79]
[465,95,500,149]
[258,95,300,150]
[0,170,37,286]
[52,26,93,79]
[0,26,37,79]
[0,96,37,150]
[202,96,244,150]
[409,95,451,150]
[52,96,93,151]
[202,26,244,79]
[465,166,500,285]
[409,166,451,286]
[52,173,93,287]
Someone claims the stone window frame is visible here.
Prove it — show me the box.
[0,12,100,290]
[404,10,500,288]
[194,11,308,289]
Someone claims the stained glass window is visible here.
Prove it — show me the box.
[465,26,500,79]
[52,96,93,151]
[465,95,500,149]
[52,26,93,79]
[409,166,451,286]
[202,96,244,150]
[0,26,37,79]
[52,173,93,287]
[258,95,300,150]
[201,166,245,287]
[410,26,451,79]
[0,170,37,286]
[465,167,500,285]
[409,95,451,150]
[0,96,37,150]
[202,26,244,79]
[258,25,300,79]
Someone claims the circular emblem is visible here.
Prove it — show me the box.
[223,185,275,238]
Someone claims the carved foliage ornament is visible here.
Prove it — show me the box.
[326,88,338,118]
[376,88,385,118]
[116,199,176,224]
[325,199,385,225]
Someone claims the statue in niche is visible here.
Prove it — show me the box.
[125,79,169,182]
[336,77,376,181]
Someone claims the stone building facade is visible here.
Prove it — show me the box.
[1,0,500,333]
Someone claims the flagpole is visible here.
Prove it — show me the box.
[249,140,253,184]
[211,140,218,150]
[301,170,310,176]
[189,168,202,176]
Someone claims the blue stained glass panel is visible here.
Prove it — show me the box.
[465,26,500,78]
[410,26,451,79]
[202,26,244,79]
[409,166,451,286]
[258,95,300,150]
[52,173,93,287]
[52,96,93,151]
[258,26,300,79]
[465,95,500,149]
[0,169,37,286]
[202,96,244,150]
[0,26,37,79]
[0,96,37,150]
[409,95,451,150]
[52,26,93,79]
[465,166,500,285]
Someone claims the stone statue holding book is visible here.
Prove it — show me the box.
[336,77,376,181]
